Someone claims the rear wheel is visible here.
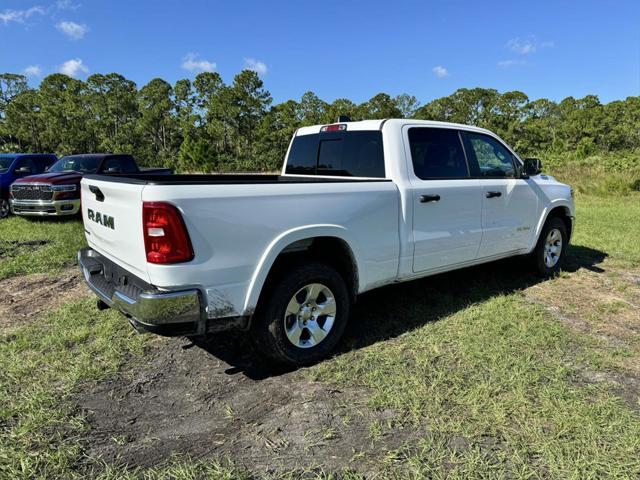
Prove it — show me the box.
[532,217,568,277]
[252,262,350,366]
[0,198,10,219]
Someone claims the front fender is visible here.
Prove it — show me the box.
[530,198,575,251]
[242,224,363,314]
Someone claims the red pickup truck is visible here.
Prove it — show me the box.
[10,153,171,217]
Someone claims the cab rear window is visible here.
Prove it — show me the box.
[286,131,385,178]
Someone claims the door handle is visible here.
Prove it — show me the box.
[485,191,502,199]
[420,194,441,203]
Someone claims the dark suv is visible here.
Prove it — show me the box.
[0,154,58,218]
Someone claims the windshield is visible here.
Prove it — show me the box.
[48,156,101,173]
[0,156,16,173]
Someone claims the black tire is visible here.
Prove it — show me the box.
[0,198,10,219]
[531,216,568,277]
[252,262,350,366]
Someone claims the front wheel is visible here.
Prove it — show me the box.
[531,217,568,277]
[0,198,10,219]
[252,262,350,366]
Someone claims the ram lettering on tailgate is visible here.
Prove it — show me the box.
[87,208,115,230]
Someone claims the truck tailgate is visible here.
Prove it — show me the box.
[80,178,150,283]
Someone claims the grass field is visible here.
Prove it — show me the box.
[0,217,85,280]
[0,189,639,478]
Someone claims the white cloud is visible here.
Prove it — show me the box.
[23,65,42,77]
[432,65,449,78]
[0,6,45,25]
[59,58,88,77]
[244,58,268,75]
[56,20,88,39]
[507,37,536,54]
[181,53,216,73]
[56,0,81,10]
[497,59,527,68]
[506,36,554,55]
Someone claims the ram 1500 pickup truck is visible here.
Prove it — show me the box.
[78,119,574,365]
[10,153,171,217]
[0,153,58,218]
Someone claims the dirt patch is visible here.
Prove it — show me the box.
[525,261,640,411]
[525,262,640,352]
[76,335,420,476]
[578,367,640,412]
[0,239,50,257]
[0,267,89,333]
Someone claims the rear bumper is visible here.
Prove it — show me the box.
[11,198,80,216]
[78,247,248,336]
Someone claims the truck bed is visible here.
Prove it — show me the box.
[80,173,400,317]
[84,173,392,185]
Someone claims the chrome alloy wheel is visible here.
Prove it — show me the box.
[284,283,337,349]
[543,228,563,268]
[0,199,9,219]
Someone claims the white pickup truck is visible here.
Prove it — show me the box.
[78,119,574,365]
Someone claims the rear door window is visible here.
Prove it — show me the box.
[286,131,385,178]
[408,128,469,179]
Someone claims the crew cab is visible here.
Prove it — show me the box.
[10,153,171,217]
[78,119,575,365]
[0,153,57,218]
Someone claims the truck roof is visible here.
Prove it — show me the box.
[296,119,495,136]
[61,153,132,159]
[0,153,56,157]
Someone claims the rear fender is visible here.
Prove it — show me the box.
[242,225,363,314]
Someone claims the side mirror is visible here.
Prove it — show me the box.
[522,158,542,176]
[15,166,32,175]
[105,167,121,174]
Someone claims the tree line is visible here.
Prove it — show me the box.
[0,71,638,172]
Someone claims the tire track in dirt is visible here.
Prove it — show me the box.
[0,268,90,334]
[76,335,419,476]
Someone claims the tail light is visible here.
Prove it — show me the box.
[142,202,194,264]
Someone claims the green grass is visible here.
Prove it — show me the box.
[94,458,252,480]
[1,169,639,478]
[570,193,640,267]
[0,300,148,479]
[0,216,86,280]
[95,460,367,480]
[311,295,640,478]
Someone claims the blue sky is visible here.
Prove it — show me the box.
[1,0,639,105]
